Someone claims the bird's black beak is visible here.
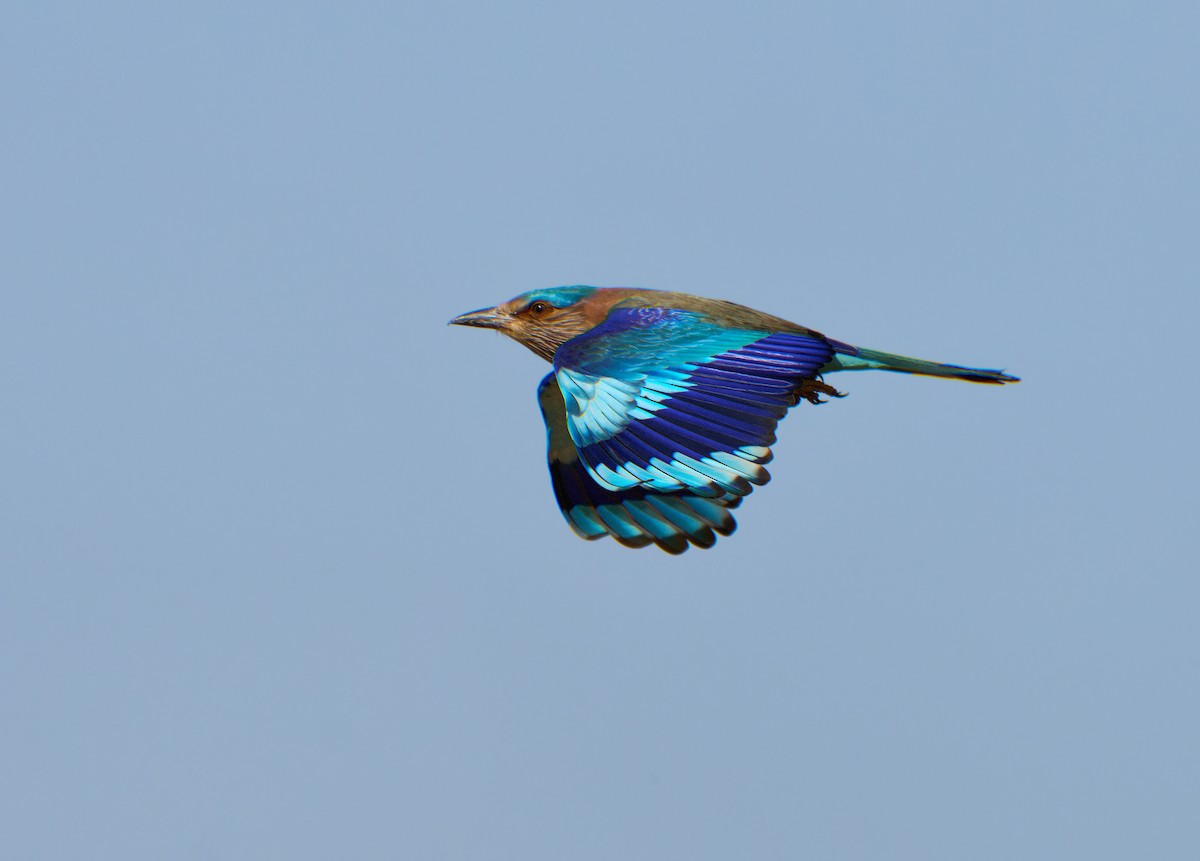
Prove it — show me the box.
[449,306,511,331]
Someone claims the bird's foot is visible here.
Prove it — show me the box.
[795,378,846,405]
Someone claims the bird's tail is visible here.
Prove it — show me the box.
[825,341,1019,384]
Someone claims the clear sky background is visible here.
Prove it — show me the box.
[2,2,1197,858]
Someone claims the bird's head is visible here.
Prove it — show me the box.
[450,285,641,362]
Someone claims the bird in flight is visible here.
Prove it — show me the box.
[451,286,1017,554]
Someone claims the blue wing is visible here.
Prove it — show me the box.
[538,374,741,554]
[553,307,834,498]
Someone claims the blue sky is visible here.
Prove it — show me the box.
[2,2,1197,858]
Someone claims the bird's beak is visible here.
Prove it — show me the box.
[448,306,511,331]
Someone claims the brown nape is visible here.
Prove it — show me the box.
[580,288,646,326]
[793,378,846,405]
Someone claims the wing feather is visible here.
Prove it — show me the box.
[552,308,833,497]
[537,374,743,553]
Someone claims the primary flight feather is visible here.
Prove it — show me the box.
[450,286,1017,554]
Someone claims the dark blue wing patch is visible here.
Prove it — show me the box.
[555,315,834,497]
[538,374,740,554]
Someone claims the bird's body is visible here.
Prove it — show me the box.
[451,286,1017,553]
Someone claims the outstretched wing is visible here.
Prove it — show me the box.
[538,374,741,554]
[552,307,834,499]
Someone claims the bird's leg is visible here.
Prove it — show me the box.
[794,377,846,405]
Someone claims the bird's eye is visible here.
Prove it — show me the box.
[529,301,550,315]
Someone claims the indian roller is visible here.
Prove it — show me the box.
[451,286,1017,554]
